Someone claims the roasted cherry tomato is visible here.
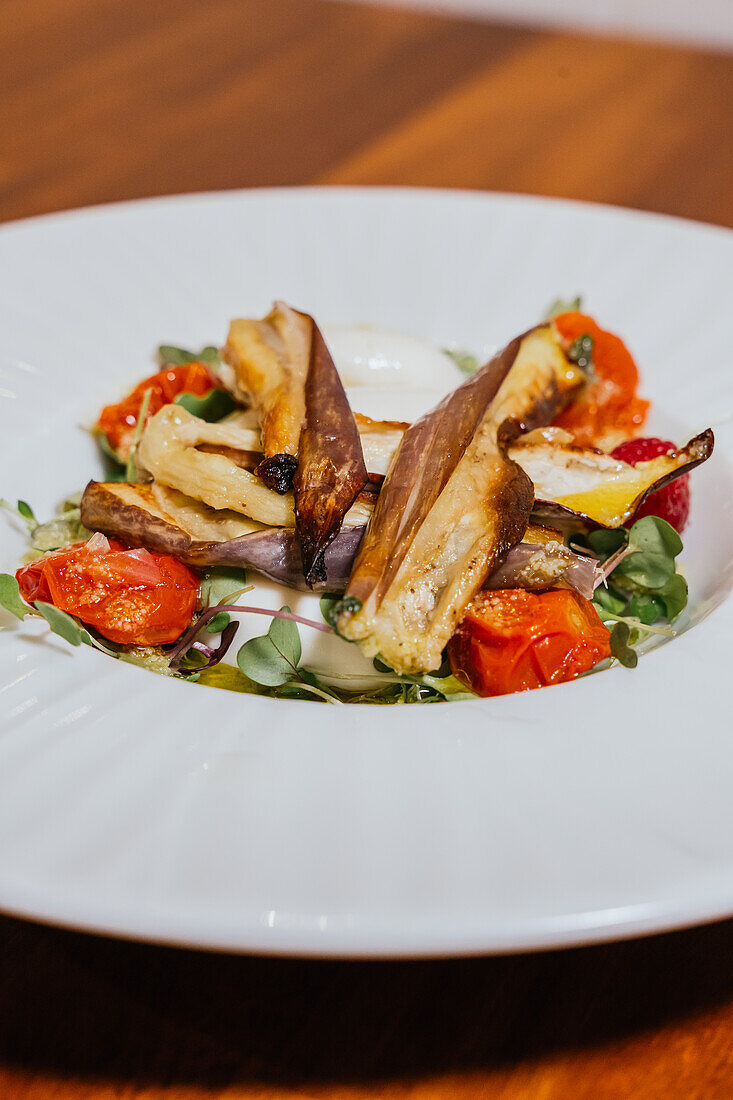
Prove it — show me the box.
[447,588,611,697]
[552,312,649,448]
[96,362,221,459]
[16,535,199,645]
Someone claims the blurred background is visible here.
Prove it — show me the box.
[1,0,731,226]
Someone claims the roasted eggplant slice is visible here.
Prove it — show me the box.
[222,302,368,584]
[190,413,406,484]
[137,404,295,525]
[293,321,369,586]
[336,324,585,673]
[136,404,372,530]
[221,302,310,492]
[484,525,602,599]
[511,429,714,527]
[79,481,364,592]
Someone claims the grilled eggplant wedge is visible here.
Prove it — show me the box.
[221,302,368,584]
[79,481,365,592]
[513,429,714,527]
[220,303,310,492]
[336,324,585,674]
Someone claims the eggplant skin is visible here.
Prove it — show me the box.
[81,481,195,558]
[79,481,363,592]
[293,320,369,587]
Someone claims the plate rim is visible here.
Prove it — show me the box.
[1,185,732,958]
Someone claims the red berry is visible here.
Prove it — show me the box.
[610,437,690,533]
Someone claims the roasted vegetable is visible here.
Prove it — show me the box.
[136,404,372,531]
[138,404,295,524]
[551,311,650,448]
[447,588,611,697]
[16,534,199,645]
[484,525,602,599]
[221,303,309,491]
[222,302,368,583]
[96,362,225,461]
[292,321,369,585]
[512,429,714,528]
[79,481,365,592]
[353,413,408,482]
[336,324,585,674]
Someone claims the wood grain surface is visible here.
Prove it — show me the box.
[1,1,732,1097]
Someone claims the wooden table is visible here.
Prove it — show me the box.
[2,2,732,1097]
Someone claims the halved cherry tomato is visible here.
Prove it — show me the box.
[552,312,649,448]
[96,362,221,459]
[447,588,611,697]
[16,535,199,645]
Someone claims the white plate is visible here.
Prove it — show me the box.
[1,188,732,958]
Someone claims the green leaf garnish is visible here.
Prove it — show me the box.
[627,515,683,558]
[656,573,688,621]
[587,528,627,557]
[445,348,481,376]
[609,622,638,668]
[158,344,220,367]
[1,498,37,533]
[200,566,249,609]
[268,611,302,667]
[544,295,582,320]
[591,513,689,666]
[271,668,343,705]
[593,586,627,616]
[237,606,302,686]
[97,432,128,481]
[417,673,477,700]
[34,601,85,646]
[629,593,665,625]
[615,549,675,589]
[567,333,594,373]
[0,573,30,620]
[206,611,231,634]
[125,385,153,483]
[174,388,235,422]
[371,653,477,701]
[320,594,361,631]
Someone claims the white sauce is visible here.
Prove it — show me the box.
[323,324,460,393]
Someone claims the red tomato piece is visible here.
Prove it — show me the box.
[552,312,650,448]
[96,362,220,459]
[16,536,199,646]
[447,588,611,698]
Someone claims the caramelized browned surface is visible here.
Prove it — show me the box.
[293,320,368,586]
[221,305,311,491]
[346,333,525,610]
